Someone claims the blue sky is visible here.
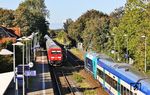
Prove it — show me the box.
[0,0,126,29]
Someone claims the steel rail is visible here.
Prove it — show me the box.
[51,67,62,95]
[61,71,75,95]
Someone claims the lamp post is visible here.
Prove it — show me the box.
[106,35,111,55]
[124,34,128,63]
[19,36,31,64]
[28,34,34,62]
[23,37,30,64]
[141,35,147,72]
[12,42,25,75]
[111,33,116,60]
[22,44,25,95]
[12,42,24,95]
[19,37,31,90]
[32,32,39,60]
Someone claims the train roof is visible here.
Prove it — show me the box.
[44,34,51,40]
[85,52,150,94]
[86,51,100,60]
[86,51,114,62]
[98,59,150,94]
[46,37,61,49]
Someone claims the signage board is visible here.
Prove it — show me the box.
[25,70,36,76]
[16,74,23,80]
[17,64,30,74]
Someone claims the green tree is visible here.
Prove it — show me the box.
[111,0,150,69]
[48,30,56,38]
[82,16,109,52]
[14,0,49,36]
[63,18,73,33]
[68,21,84,43]
[67,9,109,48]
[57,30,71,45]
[0,8,15,27]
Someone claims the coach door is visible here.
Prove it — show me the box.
[93,57,97,79]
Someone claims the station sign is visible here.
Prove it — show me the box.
[25,70,36,76]
[16,74,23,80]
[17,65,30,74]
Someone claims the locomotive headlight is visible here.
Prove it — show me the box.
[51,57,54,58]
[58,57,61,58]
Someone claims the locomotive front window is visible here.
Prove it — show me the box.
[51,51,61,54]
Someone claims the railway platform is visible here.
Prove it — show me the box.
[27,54,54,95]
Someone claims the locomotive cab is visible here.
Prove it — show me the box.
[48,48,63,65]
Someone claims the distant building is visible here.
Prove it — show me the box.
[0,26,21,44]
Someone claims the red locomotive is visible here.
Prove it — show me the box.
[45,35,63,66]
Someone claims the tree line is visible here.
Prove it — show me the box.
[0,0,49,73]
[56,0,150,72]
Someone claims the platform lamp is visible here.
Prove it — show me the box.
[23,37,30,64]
[141,35,147,72]
[16,39,25,95]
[111,33,116,60]
[124,34,128,63]
[27,34,34,63]
[18,37,30,64]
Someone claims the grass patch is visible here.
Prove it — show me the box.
[73,72,84,83]
[70,48,84,60]
[84,89,97,95]
[54,38,64,45]
[73,72,97,95]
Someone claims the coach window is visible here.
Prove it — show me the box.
[121,84,133,95]
[130,90,133,95]
[127,88,131,95]
[86,58,88,66]
[124,86,127,95]
[110,77,117,90]
[86,58,92,65]
[86,58,88,65]
[86,58,88,67]
[105,73,117,90]
[126,88,133,95]
[105,74,110,85]
[121,85,125,95]
[117,82,121,93]
[86,58,88,64]
[97,69,103,79]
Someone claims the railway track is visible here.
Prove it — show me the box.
[59,71,76,95]
[48,42,106,95]
[50,66,81,95]
[50,67,62,95]
[46,49,81,95]
[37,47,82,95]
[66,50,108,95]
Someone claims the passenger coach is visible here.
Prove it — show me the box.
[84,52,150,95]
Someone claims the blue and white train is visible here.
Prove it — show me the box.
[84,52,150,95]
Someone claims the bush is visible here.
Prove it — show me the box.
[73,73,84,83]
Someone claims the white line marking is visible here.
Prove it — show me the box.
[42,52,46,95]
